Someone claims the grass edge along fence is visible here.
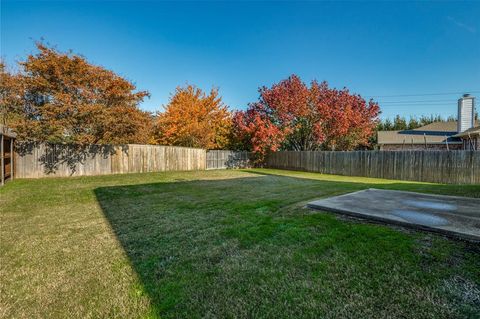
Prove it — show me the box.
[14,143,207,178]
[266,150,480,185]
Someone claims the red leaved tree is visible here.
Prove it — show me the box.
[310,80,380,151]
[232,103,285,159]
[232,75,379,159]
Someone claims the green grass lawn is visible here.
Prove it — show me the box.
[1,169,479,319]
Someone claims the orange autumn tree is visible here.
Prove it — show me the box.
[155,85,232,149]
[0,61,24,127]
[5,43,153,144]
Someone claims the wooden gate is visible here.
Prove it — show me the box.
[1,125,16,185]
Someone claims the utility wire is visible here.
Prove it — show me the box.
[377,99,458,104]
[379,102,457,106]
[378,103,456,109]
[381,107,456,109]
[366,91,480,98]
[379,102,459,106]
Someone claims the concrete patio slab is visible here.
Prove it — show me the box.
[307,189,480,241]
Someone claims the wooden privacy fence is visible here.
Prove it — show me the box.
[266,150,480,184]
[12,144,480,184]
[15,143,206,178]
[206,150,253,169]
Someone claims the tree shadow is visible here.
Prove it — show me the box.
[93,170,479,317]
[206,151,254,169]
[242,168,480,197]
[16,142,128,175]
[224,152,254,169]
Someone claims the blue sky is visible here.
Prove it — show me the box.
[1,1,479,119]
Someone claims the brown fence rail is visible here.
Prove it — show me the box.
[15,143,206,178]
[266,150,480,184]
[206,150,253,170]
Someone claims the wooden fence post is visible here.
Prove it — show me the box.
[1,134,4,185]
[10,138,14,180]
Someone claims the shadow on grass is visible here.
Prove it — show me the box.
[242,168,480,198]
[94,170,480,318]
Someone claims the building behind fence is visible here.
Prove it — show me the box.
[266,150,479,184]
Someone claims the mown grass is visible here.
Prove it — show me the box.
[1,169,479,318]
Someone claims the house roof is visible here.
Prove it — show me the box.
[377,121,475,145]
[412,121,459,132]
[377,130,461,144]
[453,126,480,138]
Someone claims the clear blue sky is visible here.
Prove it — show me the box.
[2,1,479,119]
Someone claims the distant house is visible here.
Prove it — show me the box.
[453,126,480,150]
[377,94,479,150]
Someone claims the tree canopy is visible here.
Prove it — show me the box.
[154,85,232,149]
[232,75,379,157]
[2,44,392,156]
[2,43,152,144]
[377,114,458,131]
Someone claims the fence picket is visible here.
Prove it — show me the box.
[15,144,206,178]
[266,150,479,184]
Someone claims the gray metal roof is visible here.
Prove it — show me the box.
[453,126,480,138]
[377,121,468,145]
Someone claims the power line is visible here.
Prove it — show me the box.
[378,99,458,104]
[379,102,456,106]
[366,91,480,98]
[380,104,458,108]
